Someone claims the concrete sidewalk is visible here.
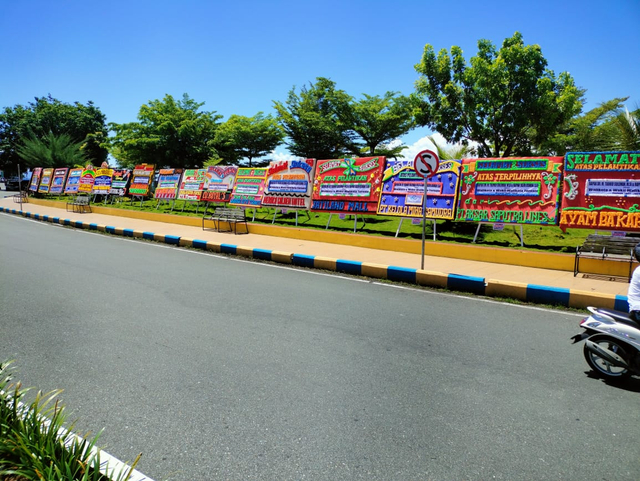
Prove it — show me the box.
[1,194,631,309]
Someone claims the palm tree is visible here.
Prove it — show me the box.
[606,107,640,151]
[427,135,476,160]
[16,132,88,168]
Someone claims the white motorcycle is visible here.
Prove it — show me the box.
[572,306,640,380]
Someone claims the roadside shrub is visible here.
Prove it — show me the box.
[0,361,139,481]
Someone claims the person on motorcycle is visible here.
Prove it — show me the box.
[629,243,640,322]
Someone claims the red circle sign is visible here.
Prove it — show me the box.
[413,149,440,178]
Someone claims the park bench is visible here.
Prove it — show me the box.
[202,207,248,234]
[574,234,638,281]
[12,191,28,203]
[66,193,92,213]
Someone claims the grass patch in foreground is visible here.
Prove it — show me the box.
[0,361,140,481]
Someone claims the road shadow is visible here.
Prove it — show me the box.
[584,370,640,392]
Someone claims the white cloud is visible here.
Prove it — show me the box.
[397,133,444,161]
[398,133,479,161]
[269,148,299,162]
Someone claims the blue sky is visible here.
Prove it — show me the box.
[1,0,639,162]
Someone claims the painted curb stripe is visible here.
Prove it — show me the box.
[221,243,237,254]
[448,274,486,295]
[292,254,315,268]
[253,248,273,261]
[615,295,629,312]
[143,231,155,240]
[388,266,417,283]
[336,259,362,275]
[89,223,98,230]
[164,235,180,245]
[527,284,570,306]
[193,239,208,250]
[361,263,388,279]
[123,228,134,237]
[106,226,116,234]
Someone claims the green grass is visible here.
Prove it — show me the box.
[39,193,600,253]
[0,361,140,481]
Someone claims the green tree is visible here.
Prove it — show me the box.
[427,135,475,160]
[273,77,354,159]
[0,95,107,174]
[539,98,626,155]
[607,106,640,151]
[341,92,415,158]
[414,32,582,157]
[16,132,88,168]
[109,94,222,169]
[214,113,284,167]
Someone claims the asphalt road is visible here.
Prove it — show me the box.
[1,212,639,480]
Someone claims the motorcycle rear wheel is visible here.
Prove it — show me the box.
[583,335,631,380]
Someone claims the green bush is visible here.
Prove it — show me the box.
[0,361,139,481]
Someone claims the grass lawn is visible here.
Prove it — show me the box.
[41,194,609,254]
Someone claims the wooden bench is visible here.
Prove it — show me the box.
[574,234,638,281]
[66,193,92,213]
[202,207,248,234]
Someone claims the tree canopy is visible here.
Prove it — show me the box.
[274,78,415,160]
[539,98,627,154]
[0,95,107,174]
[109,94,221,169]
[273,77,355,160]
[214,113,284,167]
[414,32,583,158]
[340,92,415,158]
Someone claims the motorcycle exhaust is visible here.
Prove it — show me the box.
[585,340,629,369]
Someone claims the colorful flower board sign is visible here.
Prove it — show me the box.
[310,156,385,214]
[377,158,461,219]
[455,156,564,225]
[262,159,316,210]
[110,169,131,196]
[92,168,114,195]
[178,168,207,201]
[64,168,83,194]
[229,167,268,207]
[28,168,42,192]
[128,164,155,197]
[77,167,96,194]
[154,169,182,199]
[38,168,54,194]
[559,151,640,232]
[49,168,69,194]
[201,166,238,203]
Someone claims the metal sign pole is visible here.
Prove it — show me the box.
[421,180,427,270]
[413,149,439,271]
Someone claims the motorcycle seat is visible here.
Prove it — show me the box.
[596,308,640,329]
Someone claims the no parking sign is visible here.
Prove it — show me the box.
[414,149,440,269]
[413,149,440,178]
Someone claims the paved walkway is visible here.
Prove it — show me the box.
[0,194,631,298]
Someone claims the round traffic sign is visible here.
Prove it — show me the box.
[413,149,440,178]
